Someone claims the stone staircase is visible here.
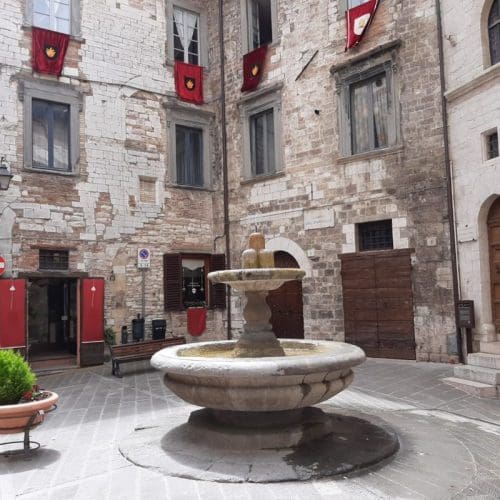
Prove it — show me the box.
[443,345,500,398]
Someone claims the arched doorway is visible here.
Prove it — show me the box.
[267,251,304,339]
[487,198,500,333]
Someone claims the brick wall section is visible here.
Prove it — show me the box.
[0,0,226,341]
[223,0,457,361]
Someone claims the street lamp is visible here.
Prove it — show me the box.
[0,157,13,191]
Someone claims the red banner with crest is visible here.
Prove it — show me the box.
[241,45,267,92]
[345,0,379,50]
[174,61,204,104]
[32,27,69,76]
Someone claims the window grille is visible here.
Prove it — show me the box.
[486,131,499,160]
[39,249,69,270]
[358,220,393,251]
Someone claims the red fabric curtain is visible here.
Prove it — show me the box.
[32,27,70,76]
[174,61,204,104]
[187,307,207,337]
[81,278,104,342]
[241,45,267,92]
[345,0,379,50]
[0,279,26,349]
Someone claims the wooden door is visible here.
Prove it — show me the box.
[80,278,105,366]
[340,249,415,359]
[0,279,27,352]
[488,198,500,333]
[267,252,304,339]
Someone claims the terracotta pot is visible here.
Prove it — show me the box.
[0,391,59,435]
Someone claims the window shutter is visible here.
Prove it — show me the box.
[164,253,183,311]
[209,254,226,309]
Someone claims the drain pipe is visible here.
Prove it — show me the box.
[436,0,463,363]
[218,0,231,340]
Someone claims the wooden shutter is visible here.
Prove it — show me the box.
[164,253,183,310]
[209,254,226,309]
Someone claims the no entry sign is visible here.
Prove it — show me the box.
[0,256,6,276]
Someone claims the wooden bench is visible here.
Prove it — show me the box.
[108,337,186,378]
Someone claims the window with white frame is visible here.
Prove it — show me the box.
[240,85,283,180]
[485,129,499,160]
[22,79,81,174]
[242,0,276,53]
[173,7,200,65]
[489,0,500,66]
[30,0,79,35]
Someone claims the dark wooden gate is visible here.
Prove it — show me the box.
[267,251,304,339]
[340,249,415,359]
[488,198,500,333]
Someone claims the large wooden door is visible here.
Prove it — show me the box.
[340,249,415,359]
[488,198,500,333]
[267,252,304,339]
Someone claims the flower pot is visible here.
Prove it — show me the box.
[0,391,58,435]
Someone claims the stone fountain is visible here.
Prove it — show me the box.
[120,233,399,482]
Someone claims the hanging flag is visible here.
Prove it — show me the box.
[32,27,70,76]
[345,0,379,50]
[187,307,207,337]
[174,61,203,104]
[241,45,267,92]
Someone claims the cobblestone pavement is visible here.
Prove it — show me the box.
[0,358,499,499]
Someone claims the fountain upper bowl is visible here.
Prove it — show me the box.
[208,268,305,291]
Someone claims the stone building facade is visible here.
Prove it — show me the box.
[440,0,500,360]
[0,0,459,366]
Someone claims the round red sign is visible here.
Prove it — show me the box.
[0,256,6,277]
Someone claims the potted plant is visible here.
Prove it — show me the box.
[0,349,58,440]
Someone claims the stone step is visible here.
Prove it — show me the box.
[467,352,500,369]
[479,341,500,355]
[442,377,498,398]
[454,364,500,386]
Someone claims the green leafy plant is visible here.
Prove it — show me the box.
[0,350,37,405]
[104,327,116,346]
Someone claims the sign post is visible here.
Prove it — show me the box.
[137,248,150,318]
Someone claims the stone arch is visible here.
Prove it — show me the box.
[266,237,313,277]
[481,0,499,68]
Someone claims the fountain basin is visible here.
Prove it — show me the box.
[151,340,365,412]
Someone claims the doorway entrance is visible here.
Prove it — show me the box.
[27,278,77,368]
[488,198,500,334]
[267,251,304,339]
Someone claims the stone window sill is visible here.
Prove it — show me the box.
[336,145,403,164]
[240,170,285,186]
[24,165,78,177]
[165,183,214,193]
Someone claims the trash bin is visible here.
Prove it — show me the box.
[152,319,166,340]
[132,314,145,342]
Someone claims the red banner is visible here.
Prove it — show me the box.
[0,279,26,349]
[32,27,69,76]
[187,307,206,337]
[174,61,203,104]
[345,0,379,50]
[81,278,104,342]
[241,45,267,92]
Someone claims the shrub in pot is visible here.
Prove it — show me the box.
[0,349,58,437]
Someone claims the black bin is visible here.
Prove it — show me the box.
[152,319,166,340]
[132,315,145,342]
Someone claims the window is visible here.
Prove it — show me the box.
[350,73,388,154]
[334,50,400,157]
[27,0,80,36]
[32,99,70,171]
[39,249,69,270]
[166,2,207,66]
[358,220,393,251]
[250,108,275,176]
[176,125,203,187]
[486,130,499,160]
[240,84,283,180]
[489,0,500,66]
[163,254,226,310]
[22,79,81,174]
[173,7,200,65]
[242,0,277,53]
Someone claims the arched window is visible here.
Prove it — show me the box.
[489,0,500,65]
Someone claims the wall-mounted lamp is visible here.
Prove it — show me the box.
[0,157,13,191]
[109,270,115,282]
